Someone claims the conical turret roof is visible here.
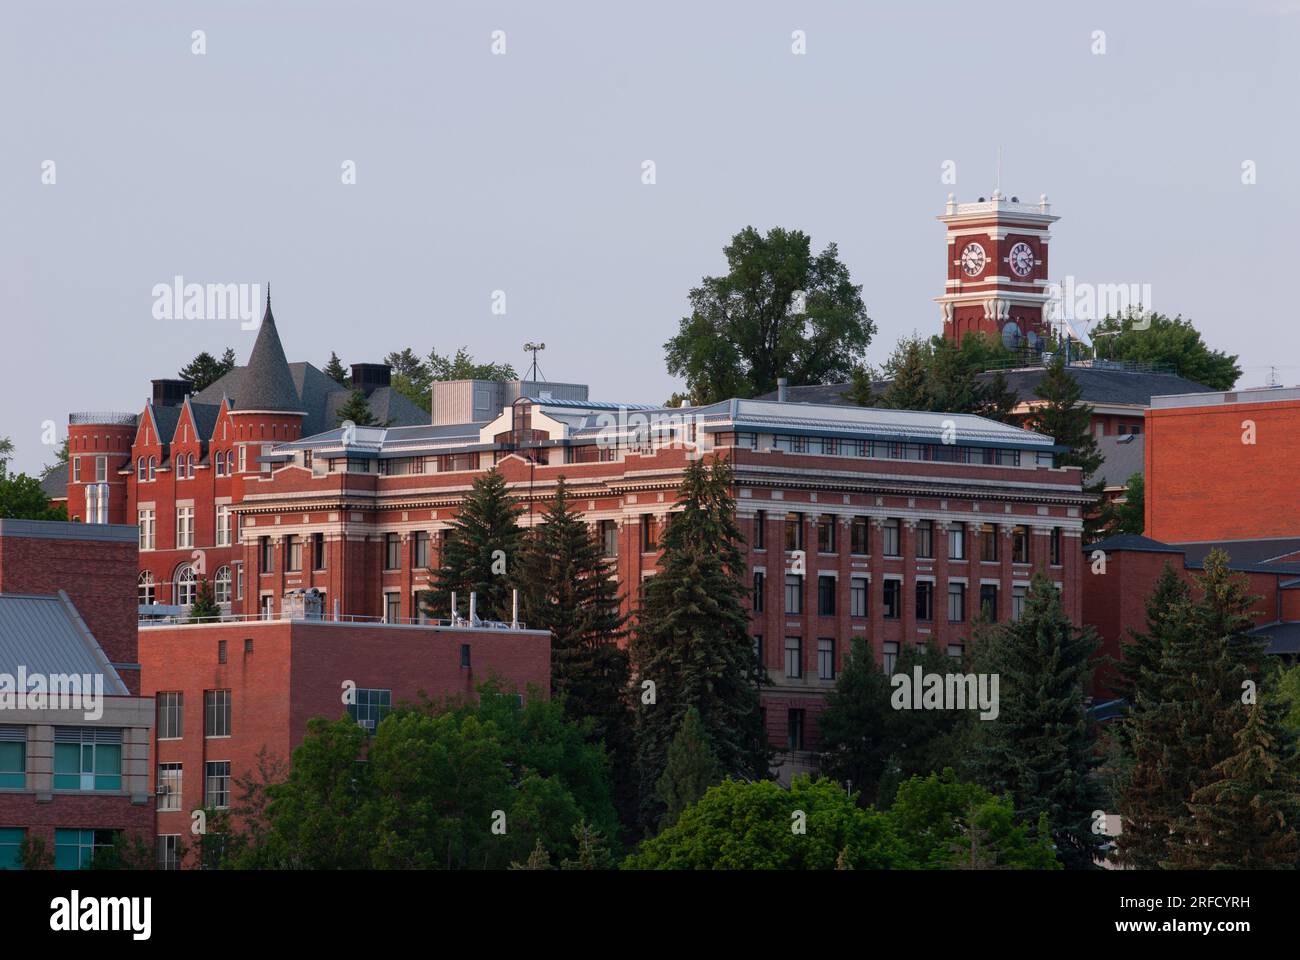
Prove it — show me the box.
[236,287,302,413]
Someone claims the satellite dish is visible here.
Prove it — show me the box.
[1001,321,1022,350]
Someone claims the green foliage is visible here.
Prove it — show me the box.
[510,837,553,870]
[517,477,634,825]
[178,348,236,392]
[87,832,158,870]
[624,776,901,870]
[385,347,432,409]
[664,226,875,405]
[323,351,348,385]
[630,458,769,828]
[851,334,1019,421]
[1100,472,1145,537]
[1090,311,1240,390]
[655,707,721,831]
[428,346,517,384]
[1265,662,1300,738]
[1025,357,1106,539]
[423,469,524,623]
[18,834,53,870]
[561,821,615,870]
[971,571,1105,869]
[188,577,220,621]
[0,470,68,520]
[335,389,382,427]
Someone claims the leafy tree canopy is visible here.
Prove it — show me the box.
[1089,311,1240,391]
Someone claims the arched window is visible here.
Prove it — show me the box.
[227,450,236,474]
[215,451,225,477]
[138,571,155,606]
[137,457,146,481]
[186,454,195,476]
[214,566,232,605]
[173,564,196,606]
[148,457,156,481]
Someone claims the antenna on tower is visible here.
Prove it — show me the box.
[1267,366,1280,388]
[995,146,1003,199]
[523,342,546,383]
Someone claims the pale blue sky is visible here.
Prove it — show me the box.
[2,0,1296,474]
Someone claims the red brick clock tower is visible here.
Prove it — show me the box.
[936,191,1058,350]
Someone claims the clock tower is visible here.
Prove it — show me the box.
[936,191,1058,351]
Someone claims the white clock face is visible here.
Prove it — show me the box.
[960,242,987,277]
[1008,242,1035,277]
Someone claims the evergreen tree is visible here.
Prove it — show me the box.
[323,352,348,385]
[560,821,614,870]
[1177,703,1300,869]
[655,707,721,830]
[335,389,380,427]
[517,477,635,828]
[422,470,524,623]
[630,457,769,829]
[1111,562,1190,724]
[1100,473,1145,537]
[188,577,220,621]
[972,571,1105,869]
[1024,358,1106,538]
[817,637,894,804]
[510,837,552,870]
[974,370,1019,423]
[871,337,933,410]
[179,348,236,392]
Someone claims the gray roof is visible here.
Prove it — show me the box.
[39,464,67,501]
[0,593,128,694]
[188,401,222,441]
[230,302,302,412]
[1096,433,1144,488]
[1176,537,1300,567]
[1247,621,1300,657]
[758,366,1218,409]
[1085,534,1187,554]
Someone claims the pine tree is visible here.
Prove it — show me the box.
[1025,358,1106,539]
[655,707,721,830]
[324,352,348,385]
[189,577,220,622]
[1177,703,1300,869]
[871,338,933,410]
[178,349,236,392]
[971,571,1104,869]
[817,637,894,804]
[560,821,613,870]
[422,470,524,623]
[1111,562,1190,728]
[509,837,552,870]
[974,370,1019,423]
[335,389,380,427]
[630,457,769,829]
[517,477,635,827]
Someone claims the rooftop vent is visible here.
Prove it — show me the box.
[151,379,193,407]
[350,363,391,396]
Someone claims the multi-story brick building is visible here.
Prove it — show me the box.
[0,520,154,870]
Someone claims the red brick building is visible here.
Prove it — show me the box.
[138,617,550,868]
[0,520,154,870]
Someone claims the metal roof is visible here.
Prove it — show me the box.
[0,593,128,694]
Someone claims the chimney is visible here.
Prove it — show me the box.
[152,379,194,407]
[777,377,788,402]
[469,592,478,625]
[350,363,391,396]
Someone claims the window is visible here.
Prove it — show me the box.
[138,570,156,606]
[95,456,107,483]
[238,446,247,473]
[916,581,933,622]
[348,688,392,733]
[217,639,227,664]
[176,507,194,548]
[460,644,471,668]
[137,457,146,481]
[599,520,618,558]
[784,636,803,679]
[157,692,183,739]
[216,451,225,477]
[882,518,901,557]
[384,533,400,570]
[784,575,803,615]
[883,579,901,619]
[916,520,934,559]
[0,726,25,788]
[204,761,231,809]
[215,505,231,546]
[235,563,244,600]
[818,638,836,681]
[754,511,766,550]
[784,513,803,552]
[157,763,182,812]
[225,450,235,475]
[850,577,868,617]
[53,727,121,791]
[817,575,836,616]
[313,532,327,570]
[55,829,117,870]
[1012,525,1029,564]
[1050,528,1062,566]
[259,595,274,620]
[980,584,999,622]
[788,709,805,751]
[73,457,81,482]
[204,690,231,738]
[148,456,157,481]
[883,641,900,675]
[0,828,23,870]
[816,514,835,553]
[286,535,303,572]
[949,522,966,560]
[1012,585,1028,621]
[641,514,658,552]
[414,530,431,569]
[384,593,401,623]
[851,516,869,555]
[980,524,998,562]
[753,635,764,670]
[214,566,231,604]
[174,564,196,606]
[948,582,966,622]
[259,536,273,573]
[157,835,181,871]
[752,571,765,613]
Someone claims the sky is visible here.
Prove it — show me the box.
[2,0,1296,475]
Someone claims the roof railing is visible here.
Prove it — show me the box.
[69,412,138,426]
[139,610,527,630]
